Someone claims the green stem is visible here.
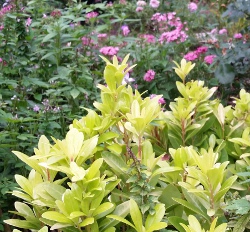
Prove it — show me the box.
[138,136,142,160]
[181,119,186,146]
[208,178,215,222]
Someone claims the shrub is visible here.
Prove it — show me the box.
[5,55,250,231]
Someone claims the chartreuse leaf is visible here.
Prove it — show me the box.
[85,158,103,180]
[15,175,33,197]
[70,162,86,182]
[32,135,51,161]
[13,151,44,175]
[106,199,145,231]
[99,201,130,231]
[151,166,182,179]
[142,140,162,170]
[38,226,49,232]
[210,217,227,232]
[145,204,167,229]
[107,143,123,155]
[50,223,72,230]
[102,151,128,179]
[146,222,168,232]
[3,219,41,230]
[176,81,189,98]
[12,190,33,202]
[63,189,80,213]
[64,128,84,161]
[106,215,135,230]
[79,217,94,227]
[69,211,85,220]
[173,198,210,221]
[42,182,66,200]
[103,64,117,90]
[93,202,115,219]
[130,199,143,231]
[103,227,116,232]
[14,202,35,218]
[180,215,203,232]
[56,200,69,217]
[76,135,99,165]
[98,132,119,144]
[214,175,237,202]
[42,211,73,224]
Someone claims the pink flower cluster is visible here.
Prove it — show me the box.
[184,46,216,65]
[136,1,147,12]
[81,36,94,46]
[184,46,208,61]
[151,12,188,43]
[143,69,155,82]
[119,0,127,4]
[219,28,227,35]
[26,17,32,27]
[204,55,216,64]
[188,2,198,12]
[85,11,98,19]
[121,25,130,36]
[234,33,243,39]
[51,9,62,18]
[99,46,119,56]
[140,34,156,43]
[150,0,160,8]
[0,4,13,17]
[97,33,108,41]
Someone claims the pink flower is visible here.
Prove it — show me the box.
[136,6,144,12]
[151,13,167,22]
[0,4,13,17]
[234,33,243,39]
[122,73,135,85]
[81,36,94,46]
[85,11,98,19]
[121,25,130,36]
[219,28,227,34]
[119,0,127,4]
[210,28,218,34]
[150,94,166,104]
[184,52,198,61]
[107,2,113,7]
[99,46,119,56]
[159,29,188,43]
[150,0,160,8]
[51,9,61,18]
[140,34,155,43]
[0,25,4,30]
[33,105,40,112]
[0,58,3,62]
[204,55,216,64]
[98,33,107,38]
[137,1,147,6]
[188,2,198,12]
[196,46,208,54]
[26,17,32,27]
[144,69,155,82]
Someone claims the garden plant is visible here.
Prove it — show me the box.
[1,0,250,231]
